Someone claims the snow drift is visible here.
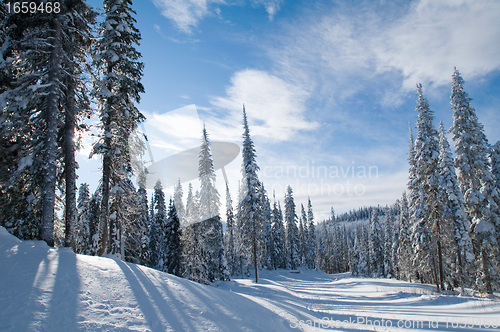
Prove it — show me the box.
[0,227,286,331]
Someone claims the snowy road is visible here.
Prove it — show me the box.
[219,270,500,331]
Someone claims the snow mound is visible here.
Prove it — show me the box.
[0,227,287,331]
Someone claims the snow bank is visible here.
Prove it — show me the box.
[0,227,287,331]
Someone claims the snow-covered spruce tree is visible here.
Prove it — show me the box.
[87,186,102,255]
[126,128,149,264]
[271,199,286,269]
[184,183,199,224]
[369,209,384,277]
[384,208,395,278]
[136,185,150,265]
[148,180,167,271]
[352,224,369,276]
[92,0,144,256]
[0,5,41,240]
[391,201,401,279]
[450,68,500,293]
[237,106,264,282]
[361,223,371,276]
[165,199,183,276]
[437,123,475,291]
[350,226,361,276]
[284,186,300,270]
[316,223,327,272]
[174,179,185,224]
[197,125,228,282]
[260,190,273,270]
[225,185,237,275]
[402,123,419,283]
[0,1,95,246]
[119,181,147,263]
[397,193,412,281]
[299,204,307,267]
[410,85,445,289]
[198,125,220,221]
[75,183,91,254]
[306,197,317,269]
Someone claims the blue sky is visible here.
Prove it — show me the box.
[80,0,500,221]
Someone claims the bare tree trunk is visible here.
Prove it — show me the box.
[455,244,465,293]
[97,112,112,256]
[253,235,259,283]
[64,80,77,250]
[41,17,61,247]
[480,246,492,294]
[437,238,444,291]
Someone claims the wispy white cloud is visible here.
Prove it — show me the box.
[251,0,284,20]
[152,0,224,33]
[152,0,285,33]
[374,0,500,89]
[209,69,318,141]
[269,0,500,96]
[141,105,204,158]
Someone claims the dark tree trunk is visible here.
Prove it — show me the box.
[97,112,112,256]
[64,80,77,249]
[41,17,61,247]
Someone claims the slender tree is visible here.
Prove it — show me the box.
[148,180,167,270]
[284,186,300,270]
[198,125,227,282]
[198,124,220,220]
[92,0,145,256]
[384,208,395,278]
[369,209,384,277]
[174,179,185,224]
[397,193,413,281]
[306,197,317,269]
[450,68,500,293]
[411,85,444,289]
[437,122,475,291]
[165,199,183,276]
[238,105,264,282]
[299,204,307,266]
[225,185,237,275]
[271,199,286,269]
[75,183,91,254]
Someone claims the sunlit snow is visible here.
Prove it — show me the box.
[1,227,499,331]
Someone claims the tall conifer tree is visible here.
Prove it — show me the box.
[284,186,300,270]
[437,123,475,290]
[450,68,500,293]
[92,0,144,256]
[238,105,264,282]
[306,197,317,269]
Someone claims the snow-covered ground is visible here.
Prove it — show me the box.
[1,227,500,331]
